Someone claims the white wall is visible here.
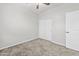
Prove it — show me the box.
[1,3,79,49]
[39,11,65,46]
[0,4,38,49]
[39,3,79,46]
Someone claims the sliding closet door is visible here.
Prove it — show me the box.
[66,11,79,51]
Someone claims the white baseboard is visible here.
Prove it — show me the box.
[40,38,66,47]
[0,37,38,50]
[0,37,65,50]
[51,40,66,46]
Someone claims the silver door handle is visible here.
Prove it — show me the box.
[66,32,69,33]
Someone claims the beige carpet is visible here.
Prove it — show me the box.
[0,38,79,56]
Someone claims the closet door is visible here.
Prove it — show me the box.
[39,19,52,40]
[66,11,79,51]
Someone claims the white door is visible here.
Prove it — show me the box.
[39,19,52,40]
[66,11,79,51]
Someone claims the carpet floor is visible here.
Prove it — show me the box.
[0,38,79,56]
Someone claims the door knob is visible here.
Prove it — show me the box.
[66,32,69,33]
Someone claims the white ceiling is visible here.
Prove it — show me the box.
[23,3,63,14]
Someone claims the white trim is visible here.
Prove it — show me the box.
[0,37,65,50]
[0,37,38,50]
[40,38,65,47]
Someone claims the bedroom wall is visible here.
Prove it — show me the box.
[0,3,79,49]
[39,3,79,46]
[0,4,38,49]
[39,11,65,46]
